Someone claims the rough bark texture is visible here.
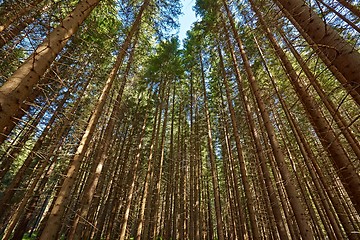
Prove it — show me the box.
[0,0,100,136]
[274,0,360,102]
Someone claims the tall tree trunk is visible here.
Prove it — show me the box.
[200,51,225,240]
[250,0,360,214]
[221,1,314,238]
[273,0,360,104]
[218,105,244,239]
[136,87,163,240]
[38,2,148,236]
[149,84,171,239]
[189,73,195,240]
[0,0,100,136]
[217,45,261,240]
[163,84,176,240]
[223,24,289,240]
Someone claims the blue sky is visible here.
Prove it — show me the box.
[178,0,197,41]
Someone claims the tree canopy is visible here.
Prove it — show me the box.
[0,0,359,239]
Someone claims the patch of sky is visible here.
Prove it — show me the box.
[178,0,198,47]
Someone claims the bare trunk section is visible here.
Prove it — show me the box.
[0,0,100,136]
[274,0,360,104]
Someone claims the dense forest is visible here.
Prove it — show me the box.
[0,0,359,239]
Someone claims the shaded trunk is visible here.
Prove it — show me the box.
[250,1,360,214]
[273,0,360,104]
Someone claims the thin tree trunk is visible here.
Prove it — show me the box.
[250,0,360,214]
[217,45,261,240]
[221,1,314,238]
[335,0,360,18]
[201,51,225,240]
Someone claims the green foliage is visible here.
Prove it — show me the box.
[22,233,37,240]
[144,38,184,85]
[83,0,122,49]
[0,47,25,84]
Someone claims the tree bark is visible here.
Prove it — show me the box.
[0,0,100,136]
[273,0,360,104]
